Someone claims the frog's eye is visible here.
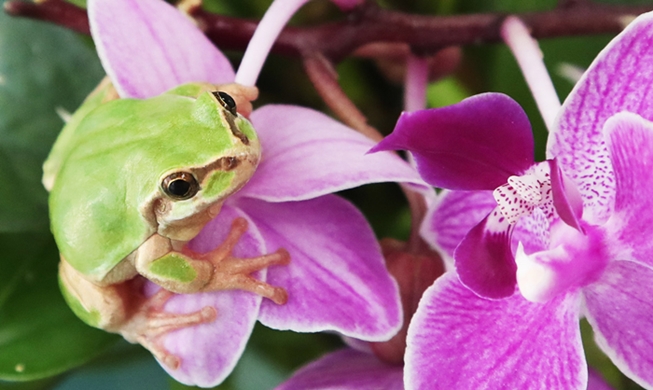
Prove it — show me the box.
[161,172,199,200]
[212,91,237,116]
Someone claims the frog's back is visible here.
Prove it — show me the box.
[43,79,118,191]
[48,91,237,282]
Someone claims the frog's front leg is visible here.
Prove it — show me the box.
[59,260,216,369]
[136,217,291,304]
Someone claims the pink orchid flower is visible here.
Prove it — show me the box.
[86,0,426,386]
[276,348,404,390]
[374,11,653,390]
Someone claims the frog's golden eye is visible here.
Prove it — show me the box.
[161,172,199,200]
[212,91,237,116]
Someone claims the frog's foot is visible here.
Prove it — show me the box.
[120,288,217,370]
[196,217,291,304]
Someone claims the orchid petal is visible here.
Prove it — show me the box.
[240,104,427,202]
[275,349,403,390]
[341,336,373,353]
[157,205,263,387]
[584,260,653,389]
[235,195,402,340]
[604,112,653,268]
[454,207,517,299]
[421,190,495,264]
[588,368,614,390]
[88,0,235,99]
[549,159,584,232]
[405,273,586,390]
[548,12,653,224]
[372,93,534,190]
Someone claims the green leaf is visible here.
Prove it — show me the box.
[0,377,58,390]
[0,2,104,232]
[0,233,117,382]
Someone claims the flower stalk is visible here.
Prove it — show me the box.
[501,16,561,131]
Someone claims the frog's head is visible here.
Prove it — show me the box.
[151,91,260,242]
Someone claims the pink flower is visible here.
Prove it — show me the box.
[86,0,426,386]
[276,348,404,390]
[374,11,653,389]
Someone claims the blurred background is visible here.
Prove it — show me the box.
[0,0,650,388]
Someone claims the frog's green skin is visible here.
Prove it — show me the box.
[45,81,289,367]
[47,81,258,284]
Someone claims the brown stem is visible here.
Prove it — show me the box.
[303,52,381,142]
[6,1,652,62]
[4,0,89,34]
[401,184,430,254]
[303,52,429,252]
[557,0,592,9]
[192,2,653,61]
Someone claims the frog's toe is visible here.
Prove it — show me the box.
[205,247,291,304]
[120,289,217,369]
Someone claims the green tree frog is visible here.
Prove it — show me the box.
[43,80,289,369]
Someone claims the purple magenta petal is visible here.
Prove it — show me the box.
[239,104,427,202]
[583,260,653,389]
[454,207,517,299]
[275,349,403,390]
[548,12,653,224]
[549,159,584,232]
[372,93,534,190]
[421,190,496,263]
[604,112,653,269]
[88,0,235,98]
[588,368,614,390]
[234,195,402,341]
[156,205,263,387]
[405,273,586,390]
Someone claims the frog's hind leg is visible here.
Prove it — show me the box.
[59,259,216,369]
[117,287,216,369]
[59,258,131,330]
